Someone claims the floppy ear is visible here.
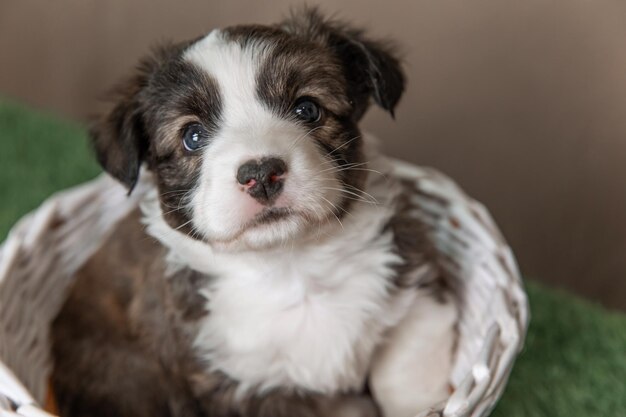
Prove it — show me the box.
[91,99,146,193]
[282,7,406,119]
[90,54,161,192]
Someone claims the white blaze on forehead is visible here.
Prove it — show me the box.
[183,30,300,162]
[184,30,270,134]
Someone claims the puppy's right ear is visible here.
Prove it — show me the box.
[282,7,406,120]
[90,54,159,193]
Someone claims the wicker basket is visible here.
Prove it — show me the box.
[0,160,529,417]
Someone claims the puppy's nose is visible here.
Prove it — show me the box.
[236,157,287,204]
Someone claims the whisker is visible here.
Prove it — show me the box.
[338,167,387,178]
[323,135,361,158]
[176,188,196,212]
[322,187,378,204]
[317,161,370,174]
[320,197,344,230]
[288,125,327,152]
[160,189,192,197]
[343,183,380,204]
[319,195,340,214]
[322,197,351,218]
[189,224,205,242]
[320,191,375,206]
[335,194,379,205]
[319,155,345,164]
[142,206,184,223]
[174,218,194,232]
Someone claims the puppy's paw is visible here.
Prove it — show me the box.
[370,291,457,417]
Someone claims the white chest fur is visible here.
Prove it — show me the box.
[194,204,415,394]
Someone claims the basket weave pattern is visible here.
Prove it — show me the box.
[0,161,529,417]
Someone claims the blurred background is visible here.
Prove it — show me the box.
[1,0,625,311]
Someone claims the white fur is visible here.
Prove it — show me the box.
[370,292,457,417]
[184,31,344,250]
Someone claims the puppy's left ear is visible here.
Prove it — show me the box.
[90,60,153,193]
[91,44,181,193]
[91,89,148,193]
[282,7,406,119]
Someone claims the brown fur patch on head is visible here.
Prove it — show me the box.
[91,41,224,232]
[224,24,352,118]
[131,54,224,232]
[280,6,406,119]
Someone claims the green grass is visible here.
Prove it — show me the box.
[0,99,100,239]
[1,97,625,416]
[492,282,626,417]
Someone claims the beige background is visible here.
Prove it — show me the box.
[1,0,625,310]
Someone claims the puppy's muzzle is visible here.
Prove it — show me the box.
[237,157,287,205]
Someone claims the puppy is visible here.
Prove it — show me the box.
[51,8,457,417]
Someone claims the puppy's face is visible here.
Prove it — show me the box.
[93,9,404,250]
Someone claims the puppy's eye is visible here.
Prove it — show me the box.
[182,123,209,152]
[293,98,321,123]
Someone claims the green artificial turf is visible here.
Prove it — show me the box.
[1,97,625,416]
[492,284,626,417]
[0,99,100,239]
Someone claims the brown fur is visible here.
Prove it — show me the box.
[50,211,380,417]
[385,180,450,300]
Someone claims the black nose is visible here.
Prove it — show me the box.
[236,157,287,204]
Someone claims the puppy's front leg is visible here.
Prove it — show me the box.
[369,290,457,417]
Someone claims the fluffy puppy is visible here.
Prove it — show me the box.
[51,8,457,417]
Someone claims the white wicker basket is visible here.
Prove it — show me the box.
[0,160,529,417]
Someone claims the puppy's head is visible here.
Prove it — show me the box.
[92,8,405,250]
